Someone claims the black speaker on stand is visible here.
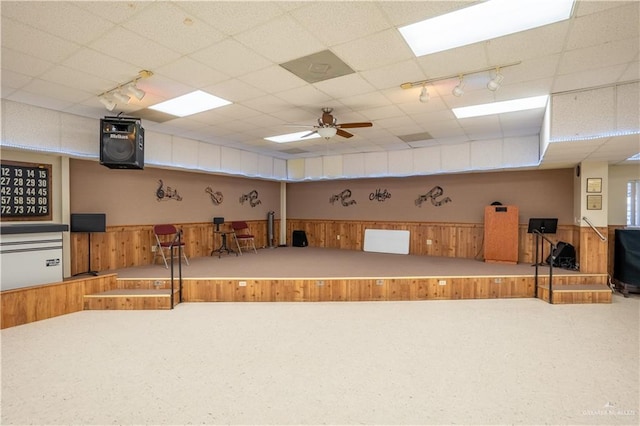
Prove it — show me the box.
[100,117,144,169]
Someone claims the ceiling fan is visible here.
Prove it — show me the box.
[296,108,373,139]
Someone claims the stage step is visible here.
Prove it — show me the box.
[83,288,178,310]
[538,284,612,304]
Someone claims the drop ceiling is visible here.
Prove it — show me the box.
[1,1,638,171]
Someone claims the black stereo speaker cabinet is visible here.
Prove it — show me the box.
[100,118,144,169]
[546,241,576,269]
[292,230,308,247]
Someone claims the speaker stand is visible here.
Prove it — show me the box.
[73,232,98,276]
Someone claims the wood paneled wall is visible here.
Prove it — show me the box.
[68,219,606,275]
[578,226,609,273]
[70,220,279,275]
[285,219,579,266]
[1,274,116,329]
[182,276,536,302]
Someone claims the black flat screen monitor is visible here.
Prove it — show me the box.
[71,213,106,233]
[527,217,558,234]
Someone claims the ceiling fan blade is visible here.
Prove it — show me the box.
[336,129,354,138]
[300,130,318,138]
[338,122,373,129]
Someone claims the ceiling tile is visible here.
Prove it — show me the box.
[178,1,286,36]
[289,2,390,46]
[89,27,182,71]
[155,57,230,89]
[190,38,272,77]
[1,18,80,63]
[234,15,326,63]
[1,1,114,44]
[122,2,225,55]
[566,3,639,50]
[333,29,414,71]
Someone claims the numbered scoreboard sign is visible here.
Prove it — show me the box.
[1,160,52,221]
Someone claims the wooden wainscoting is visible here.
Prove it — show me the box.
[285,219,577,265]
[181,276,535,302]
[1,274,117,329]
[70,220,278,275]
[66,220,607,279]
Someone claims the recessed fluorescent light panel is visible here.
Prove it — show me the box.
[453,95,549,119]
[149,90,231,117]
[265,131,321,143]
[399,0,575,56]
[627,153,640,161]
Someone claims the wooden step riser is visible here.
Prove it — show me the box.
[535,276,608,286]
[84,295,173,310]
[537,287,612,304]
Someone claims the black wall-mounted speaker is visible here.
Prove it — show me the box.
[100,118,144,169]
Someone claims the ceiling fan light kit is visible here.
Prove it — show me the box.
[301,108,372,140]
[317,127,338,139]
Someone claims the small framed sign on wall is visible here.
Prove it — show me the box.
[0,160,52,221]
[587,194,602,210]
[587,178,602,193]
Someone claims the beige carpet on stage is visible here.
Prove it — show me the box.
[115,246,581,279]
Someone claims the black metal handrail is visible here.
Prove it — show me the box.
[168,230,184,309]
[532,229,556,304]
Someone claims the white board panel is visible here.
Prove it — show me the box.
[363,229,410,255]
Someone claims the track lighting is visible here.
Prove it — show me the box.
[98,95,117,111]
[112,90,131,104]
[97,70,153,110]
[452,75,465,97]
[487,68,504,91]
[125,82,146,100]
[399,61,520,101]
[419,85,430,103]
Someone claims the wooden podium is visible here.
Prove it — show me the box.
[484,205,519,264]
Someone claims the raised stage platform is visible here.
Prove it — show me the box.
[101,247,610,306]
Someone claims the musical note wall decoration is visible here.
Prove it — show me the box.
[205,187,224,205]
[239,190,262,207]
[330,189,357,206]
[156,179,182,201]
[415,186,451,207]
[369,188,391,202]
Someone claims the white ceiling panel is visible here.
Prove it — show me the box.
[1,0,638,175]
[121,2,224,55]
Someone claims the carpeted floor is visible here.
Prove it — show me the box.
[115,246,581,279]
[1,295,638,425]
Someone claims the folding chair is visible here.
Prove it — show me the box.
[231,221,257,254]
[153,224,189,268]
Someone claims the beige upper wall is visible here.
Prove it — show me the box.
[70,159,281,226]
[287,169,575,224]
[3,150,636,228]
